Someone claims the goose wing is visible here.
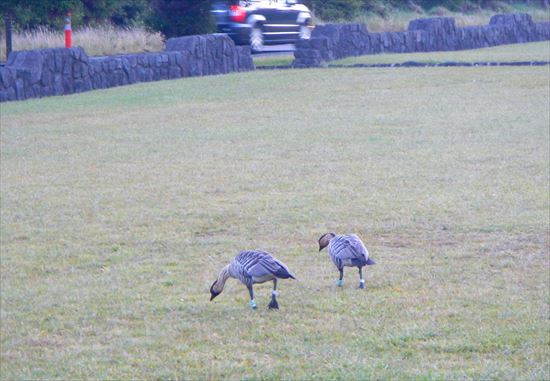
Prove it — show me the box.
[237,250,295,279]
[332,234,369,261]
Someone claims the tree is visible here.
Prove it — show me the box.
[110,0,151,27]
[307,0,363,21]
[0,0,151,30]
[1,0,81,59]
[0,0,83,30]
[146,0,214,38]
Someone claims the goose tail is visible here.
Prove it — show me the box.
[366,257,376,266]
[274,267,297,280]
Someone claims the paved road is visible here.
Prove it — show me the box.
[253,44,295,57]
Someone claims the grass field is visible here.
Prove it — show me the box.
[252,41,550,67]
[1,62,549,379]
[333,41,550,65]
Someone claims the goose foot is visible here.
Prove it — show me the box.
[268,298,279,310]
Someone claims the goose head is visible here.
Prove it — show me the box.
[210,280,222,301]
[210,264,230,301]
[318,232,336,252]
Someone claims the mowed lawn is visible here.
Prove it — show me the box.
[332,41,550,65]
[253,41,550,67]
[1,64,549,380]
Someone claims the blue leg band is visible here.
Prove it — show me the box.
[336,279,344,287]
[249,300,257,309]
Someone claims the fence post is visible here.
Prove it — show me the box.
[4,12,13,60]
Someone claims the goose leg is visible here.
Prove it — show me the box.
[247,284,257,310]
[358,267,365,289]
[336,268,344,287]
[268,279,279,310]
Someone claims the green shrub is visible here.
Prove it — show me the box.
[0,0,150,30]
[309,0,363,21]
[146,0,214,38]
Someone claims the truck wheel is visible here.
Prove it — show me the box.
[250,25,264,53]
[299,20,312,40]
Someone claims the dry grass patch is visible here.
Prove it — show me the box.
[352,6,550,32]
[0,25,164,61]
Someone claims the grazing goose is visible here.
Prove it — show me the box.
[318,233,375,288]
[210,250,296,310]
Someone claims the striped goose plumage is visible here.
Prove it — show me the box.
[318,233,375,288]
[210,250,296,310]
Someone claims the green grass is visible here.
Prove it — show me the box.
[333,41,550,65]
[253,54,294,67]
[253,42,550,68]
[1,64,549,379]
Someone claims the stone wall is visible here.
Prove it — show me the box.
[2,14,548,102]
[0,34,254,102]
[293,13,550,67]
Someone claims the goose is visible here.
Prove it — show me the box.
[210,250,296,310]
[318,232,375,288]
